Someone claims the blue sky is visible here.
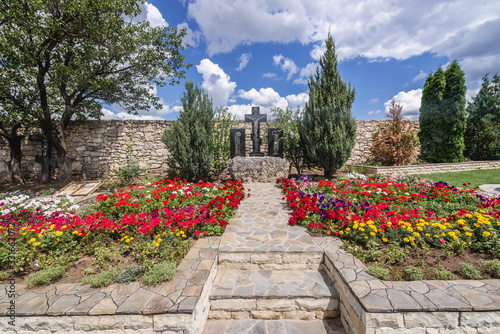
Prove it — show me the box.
[102,0,500,121]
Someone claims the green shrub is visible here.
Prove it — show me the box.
[143,261,177,286]
[427,267,456,280]
[162,81,214,181]
[116,265,144,283]
[482,259,500,278]
[81,268,119,288]
[211,106,237,176]
[404,265,423,281]
[114,137,146,185]
[366,263,390,280]
[458,263,482,280]
[26,266,65,287]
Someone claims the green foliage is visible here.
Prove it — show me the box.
[458,263,482,279]
[26,266,65,287]
[371,100,419,166]
[143,261,177,286]
[465,73,500,160]
[265,107,304,174]
[211,107,237,176]
[114,137,147,185]
[426,267,456,280]
[299,33,356,178]
[81,268,120,288]
[419,61,467,163]
[481,259,500,278]
[366,263,390,280]
[0,0,190,182]
[115,265,144,283]
[163,81,214,181]
[404,265,423,281]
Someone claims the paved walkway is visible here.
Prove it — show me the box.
[479,184,500,196]
[204,183,345,334]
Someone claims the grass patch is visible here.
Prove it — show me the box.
[412,168,500,189]
[26,266,65,287]
[143,261,177,286]
[116,265,144,283]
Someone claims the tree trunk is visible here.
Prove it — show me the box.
[44,123,73,183]
[7,135,26,184]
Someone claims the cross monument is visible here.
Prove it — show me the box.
[245,106,267,156]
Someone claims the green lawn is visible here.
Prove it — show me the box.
[412,168,500,189]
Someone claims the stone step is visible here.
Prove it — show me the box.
[209,270,339,320]
[203,318,346,334]
[218,251,324,270]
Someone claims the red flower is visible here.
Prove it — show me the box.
[163,200,169,206]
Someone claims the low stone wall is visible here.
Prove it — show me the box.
[317,237,500,334]
[350,160,500,177]
[0,120,406,183]
[227,156,290,183]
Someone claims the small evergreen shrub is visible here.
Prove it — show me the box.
[116,265,144,283]
[404,265,423,281]
[458,263,482,280]
[370,100,418,166]
[427,267,456,280]
[162,81,214,181]
[143,261,176,286]
[211,107,237,176]
[366,263,390,280]
[26,266,65,287]
[482,259,500,278]
[81,268,119,288]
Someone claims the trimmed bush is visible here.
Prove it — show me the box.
[143,261,177,286]
[26,266,65,287]
[366,263,390,280]
[458,263,482,280]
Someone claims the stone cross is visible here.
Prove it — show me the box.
[245,106,267,156]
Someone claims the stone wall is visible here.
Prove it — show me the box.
[0,120,418,183]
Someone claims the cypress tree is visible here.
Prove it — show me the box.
[465,73,500,160]
[299,33,356,179]
[418,61,466,162]
[162,81,214,181]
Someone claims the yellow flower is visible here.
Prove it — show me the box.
[370,232,376,236]
[176,233,180,237]
[33,242,41,247]
[413,232,420,237]
[404,237,410,242]
[382,238,388,243]
[29,238,36,243]
[483,231,491,236]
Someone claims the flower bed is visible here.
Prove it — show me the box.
[277,174,500,280]
[0,179,244,285]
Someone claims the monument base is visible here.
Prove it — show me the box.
[249,152,265,157]
[227,156,290,183]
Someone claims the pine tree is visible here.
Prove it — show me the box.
[299,33,356,178]
[465,73,500,160]
[162,81,214,181]
[418,61,466,162]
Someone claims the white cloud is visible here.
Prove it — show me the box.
[100,108,165,120]
[367,110,381,115]
[412,70,427,83]
[196,59,237,107]
[273,55,299,81]
[226,104,252,120]
[384,89,423,120]
[238,87,288,110]
[286,93,309,110]
[177,22,201,47]
[368,98,379,104]
[186,0,500,79]
[134,2,168,27]
[293,62,317,85]
[236,53,252,71]
[263,72,277,79]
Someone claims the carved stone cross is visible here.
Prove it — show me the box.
[245,106,267,156]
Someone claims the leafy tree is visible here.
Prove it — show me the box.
[418,61,467,162]
[162,81,214,181]
[465,73,500,160]
[264,107,303,174]
[370,100,419,166]
[211,107,237,176]
[0,0,190,182]
[299,33,356,178]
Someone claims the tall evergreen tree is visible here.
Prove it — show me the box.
[162,81,214,181]
[418,61,466,162]
[465,73,500,160]
[299,33,356,179]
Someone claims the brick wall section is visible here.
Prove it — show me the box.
[0,119,419,183]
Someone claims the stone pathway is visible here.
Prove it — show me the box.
[204,183,345,333]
